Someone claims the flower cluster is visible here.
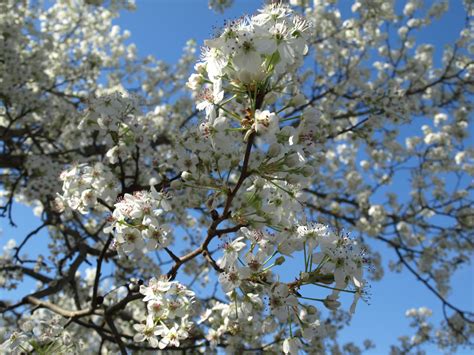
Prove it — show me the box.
[0,310,82,354]
[203,3,310,82]
[105,187,172,255]
[58,163,119,214]
[200,294,271,351]
[212,225,366,353]
[188,2,312,121]
[134,277,195,349]
[79,92,152,166]
[79,91,141,135]
[309,228,365,314]
[0,240,20,290]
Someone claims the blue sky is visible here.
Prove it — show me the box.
[1,0,473,353]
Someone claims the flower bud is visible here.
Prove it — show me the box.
[323,296,341,310]
[291,93,307,107]
[286,174,300,185]
[181,171,193,181]
[268,142,281,157]
[306,305,317,315]
[274,256,286,265]
[254,177,265,189]
[285,153,300,167]
[128,282,140,293]
[301,166,314,177]
[360,160,370,170]
[280,125,295,136]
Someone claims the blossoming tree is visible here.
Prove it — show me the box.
[1,0,473,353]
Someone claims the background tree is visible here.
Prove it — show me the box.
[0,0,472,353]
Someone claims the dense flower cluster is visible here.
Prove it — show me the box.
[59,163,119,214]
[203,225,365,353]
[134,278,195,349]
[105,187,172,255]
[188,2,311,118]
[0,310,83,354]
